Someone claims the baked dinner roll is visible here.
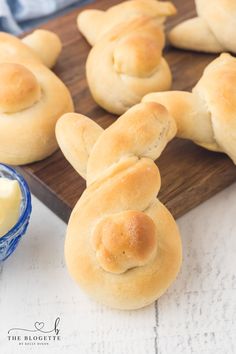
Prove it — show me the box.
[0,32,73,165]
[56,102,182,309]
[86,17,172,115]
[143,53,236,163]
[78,0,176,46]
[168,0,236,53]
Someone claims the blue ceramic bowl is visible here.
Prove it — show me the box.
[0,164,32,261]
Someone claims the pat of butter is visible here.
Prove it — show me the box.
[0,178,22,238]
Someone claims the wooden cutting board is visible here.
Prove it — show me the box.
[18,0,236,222]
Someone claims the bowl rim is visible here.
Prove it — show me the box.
[0,163,32,241]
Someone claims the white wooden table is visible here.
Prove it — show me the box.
[0,183,236,354]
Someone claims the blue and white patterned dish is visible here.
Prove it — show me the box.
[0,164,32,261]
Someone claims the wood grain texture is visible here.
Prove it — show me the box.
[18,0,236,222]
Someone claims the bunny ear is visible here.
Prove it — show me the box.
[77,10,105,46]
[142,91,219,152]
[22,30,62,68]
[77,1,177,47]
[56,113,103,179]
[86,102,176,186]
[168,17,224,53]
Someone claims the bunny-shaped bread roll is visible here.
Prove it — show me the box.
[168,0,236,53]
[86,17,172,115]
[0,31,73,165]
[78,0,176,46]
[143,54,236,164]
[56,102,182,310]
[78,0,176,115]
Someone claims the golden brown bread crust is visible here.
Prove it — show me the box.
[0,32,73,165]
[86,17,172,115]
[56,102,182,309]
[143,91,219,150]
[196,0,236,53]
[168,17,224,53]
[193,53,236,159]
[86,101,177,184]
[168,0,236,53]
[56,113,103,178]
[77,0,176,114]
[78,0,176,46]
[92,210,158,274]
[65,162,181,309]
[0,32,40,64]
[143,53,236,162]
[0,63,41,113]
[22,29,62,68]
[113,29,164,77]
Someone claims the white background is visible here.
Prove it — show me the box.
[0,183,236,354]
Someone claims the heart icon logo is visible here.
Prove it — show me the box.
[34,322,44,331]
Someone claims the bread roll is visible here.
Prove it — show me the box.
[0,32,73,165]
[56,102,182,309]
[86,17,172,115]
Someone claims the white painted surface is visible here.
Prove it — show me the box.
[0,184,236,354]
